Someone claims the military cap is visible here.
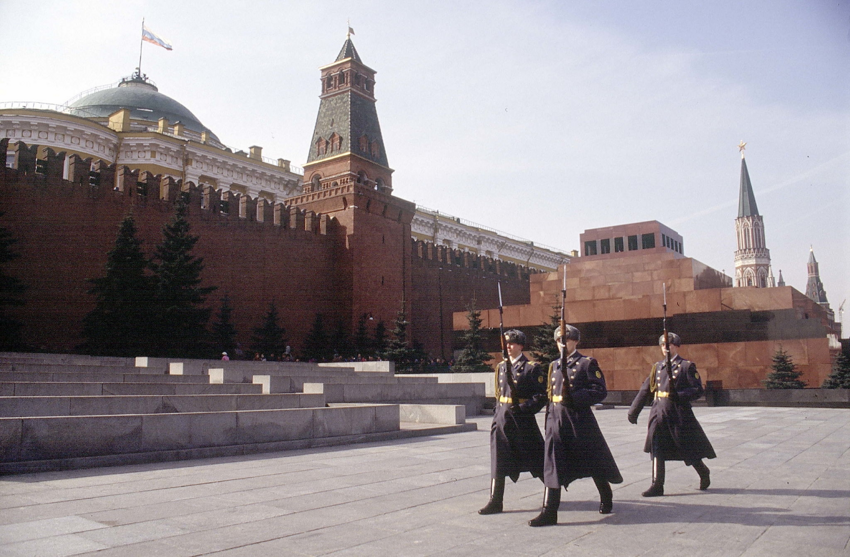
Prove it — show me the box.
[504,329,527,346]
[659,332,682,347]
[553,324,580,342]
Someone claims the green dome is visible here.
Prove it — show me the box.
[69,74,220,143]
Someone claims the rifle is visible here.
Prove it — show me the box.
[497,282,519,410]
[662,283,675,394]
[559,266,574,408]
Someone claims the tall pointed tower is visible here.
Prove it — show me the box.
[734,142,772,287]
[288,34,415,331]
[805,247,834,321]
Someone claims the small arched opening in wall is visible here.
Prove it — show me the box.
[309,174,321,192]
[356,170,367,185]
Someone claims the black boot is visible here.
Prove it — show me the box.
[528,487,560,527]
[693,460,710,490]
[594,476,613,514]
[642,458,665,497]
[479,477,505,515]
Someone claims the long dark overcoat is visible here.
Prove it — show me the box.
[543,351,623,489]
[490,353,547,482]
[629,354,716,464]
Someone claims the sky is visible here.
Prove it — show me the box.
[1,0,848,334]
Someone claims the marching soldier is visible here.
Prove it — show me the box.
[628,333,715,496]
[479,329,548,515]
[529,325,623,527]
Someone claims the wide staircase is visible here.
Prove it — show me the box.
[0,353,484,474]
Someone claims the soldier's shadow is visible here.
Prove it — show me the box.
[553,488,850,528]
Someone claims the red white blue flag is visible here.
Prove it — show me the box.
[142,25,172,51]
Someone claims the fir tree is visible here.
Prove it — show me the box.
[822,350,850,389]
[151,199,216,357]
[211,294,238,358]
[764,349,807,389]
[453,300,493,372]
[373,320,387,357]
[330,320,352,359]
[302,313,330,361]
[531,298,561,367]
[80,215,154,356]
[0,211,26,350]
[354,313,371,358]
[381,306,421,372]
[249,301,287,358]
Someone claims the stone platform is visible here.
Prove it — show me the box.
[0,354,483,474]
[0,406,846,556]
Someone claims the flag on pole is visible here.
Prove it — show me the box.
[142,24,173,51]
[348,26,355,36]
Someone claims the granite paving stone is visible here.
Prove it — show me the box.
[0,407,847,556]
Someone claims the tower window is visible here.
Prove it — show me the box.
[614,237,624,252]
[584,240,598,256]
[359,135,369,152]
[628,235,638,251]
[641,233,655,249]
[600,238,610,254]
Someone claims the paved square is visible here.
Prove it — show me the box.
[0,406,847,556]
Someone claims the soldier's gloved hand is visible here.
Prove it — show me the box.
[627,413,638,425]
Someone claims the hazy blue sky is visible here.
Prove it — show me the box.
[2,0,848,332]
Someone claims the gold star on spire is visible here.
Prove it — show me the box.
[738,140,747,159]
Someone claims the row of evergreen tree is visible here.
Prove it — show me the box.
[79,201,429,362]
[79,201,216,358]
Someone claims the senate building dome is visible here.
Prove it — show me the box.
[68,72,222,145]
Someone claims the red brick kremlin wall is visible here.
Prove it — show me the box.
[0,141,533,356]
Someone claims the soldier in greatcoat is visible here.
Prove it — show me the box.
[528,324,623,527]
[628,332,715,496]
[479,329,548,515]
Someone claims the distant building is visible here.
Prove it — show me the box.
[454,248,837,389]
[805,247,834,322]
[579,221,683,261]
[1,64,568,273]
[0,37,563,357]
[452,146,840,388]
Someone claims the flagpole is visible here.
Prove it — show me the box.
[137,18,145,77]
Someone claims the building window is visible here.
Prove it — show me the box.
[628,235,638,251]
[614,237,624,253]
[600,238,611,254]
[642,233,655,249]
[584,240,598,256]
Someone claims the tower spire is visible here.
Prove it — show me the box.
[733,142,772,287]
